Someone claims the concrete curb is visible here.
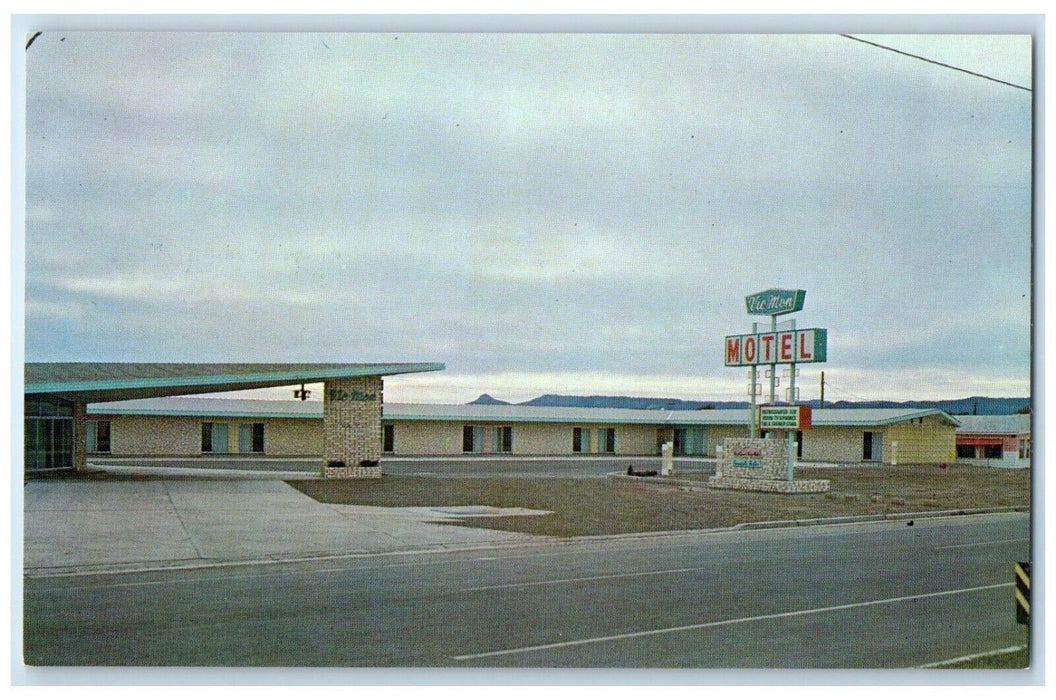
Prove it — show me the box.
[607,472,711,489]
[731,505,1029,531]
[22,538,559,579]
[562,505,1029,543]
[86,465,321,480]
[24,505,1029,579]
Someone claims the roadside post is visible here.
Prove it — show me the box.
[1015,561,1030,624]
[661,441,674,476]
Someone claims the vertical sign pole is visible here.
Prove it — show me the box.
[749,322,758,438]
[768,313,777,405]
[787,320,797,481]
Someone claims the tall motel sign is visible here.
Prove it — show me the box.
[724,289,828,480]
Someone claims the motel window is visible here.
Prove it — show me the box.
[573,427,613,453]
[598,428,616,453]
[383,424,395,453]
[238,423,265,454]
[201,423,230,454]
[493,426,513,453]
[674,427,706,456]
[25,397,74,418]
[957,444,976,459]
[463,425,485,453]
[983,444,1003,459]
[862,432,883,461]
[1019,440,1030,459]
[573,427,592,453]
[85,421,111,453]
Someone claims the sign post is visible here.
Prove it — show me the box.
[787,319,796,480]
[749,322,758,437]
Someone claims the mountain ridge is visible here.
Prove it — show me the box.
[467,393,1030,415]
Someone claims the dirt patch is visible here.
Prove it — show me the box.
[288,463,1030,538]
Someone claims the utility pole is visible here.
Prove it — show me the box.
[819,371,825,408]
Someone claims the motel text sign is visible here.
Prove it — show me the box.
[724,328,828,366]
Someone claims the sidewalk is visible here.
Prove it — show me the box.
[22,474,551,576]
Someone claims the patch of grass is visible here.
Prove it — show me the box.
[288,464,1030,538]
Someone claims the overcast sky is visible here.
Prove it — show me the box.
[20,28,1033,404]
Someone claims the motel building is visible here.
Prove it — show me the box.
[76,400,960,466]
[23,363,445,479]
[24,363,982,477]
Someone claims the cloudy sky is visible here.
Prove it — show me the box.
[19,25,1034,404]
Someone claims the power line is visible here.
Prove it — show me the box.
[841,34,1031,92]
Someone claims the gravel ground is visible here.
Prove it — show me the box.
[289,462,1031,537]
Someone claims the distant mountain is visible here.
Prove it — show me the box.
[814,397,1031,416]
[467,393,511,405]
[520,394,717,410]
[466,393,1030,415]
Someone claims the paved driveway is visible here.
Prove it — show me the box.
[22,478,551,575]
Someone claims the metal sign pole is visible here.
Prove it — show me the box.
[787,319,797,481]
[749,321,758,437]
[768,313,777,405]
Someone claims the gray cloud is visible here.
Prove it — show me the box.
[22,31,1033,402]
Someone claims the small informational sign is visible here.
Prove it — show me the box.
[724,328,828,366]
[731,447,763,468]
[759,404,812,430]
[745,289,806,316]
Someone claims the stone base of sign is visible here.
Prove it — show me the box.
[711,436,829,493]
[707,475,830,493]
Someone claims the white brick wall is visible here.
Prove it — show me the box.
[322,376,383,478]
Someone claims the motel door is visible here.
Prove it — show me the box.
[24,397,75,472]
[863,431,883,461]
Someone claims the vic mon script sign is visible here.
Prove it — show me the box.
[745,289,806,316]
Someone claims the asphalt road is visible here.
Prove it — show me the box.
[22,512,1030,672]
[88,455,715,478]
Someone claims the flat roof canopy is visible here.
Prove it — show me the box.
[24,362,445,403]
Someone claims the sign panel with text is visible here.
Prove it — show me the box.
[759,404,813,431]
[745,289,806,316]
[724,328,828,366]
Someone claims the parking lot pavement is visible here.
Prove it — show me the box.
[22,477,551,575]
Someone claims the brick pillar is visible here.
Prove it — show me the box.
[321,376,383,478]
[73,402,87,472]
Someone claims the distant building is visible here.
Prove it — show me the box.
[954,414,1031,468]
[83,397,962,465]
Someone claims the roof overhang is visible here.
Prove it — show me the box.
[25,362,445,403]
